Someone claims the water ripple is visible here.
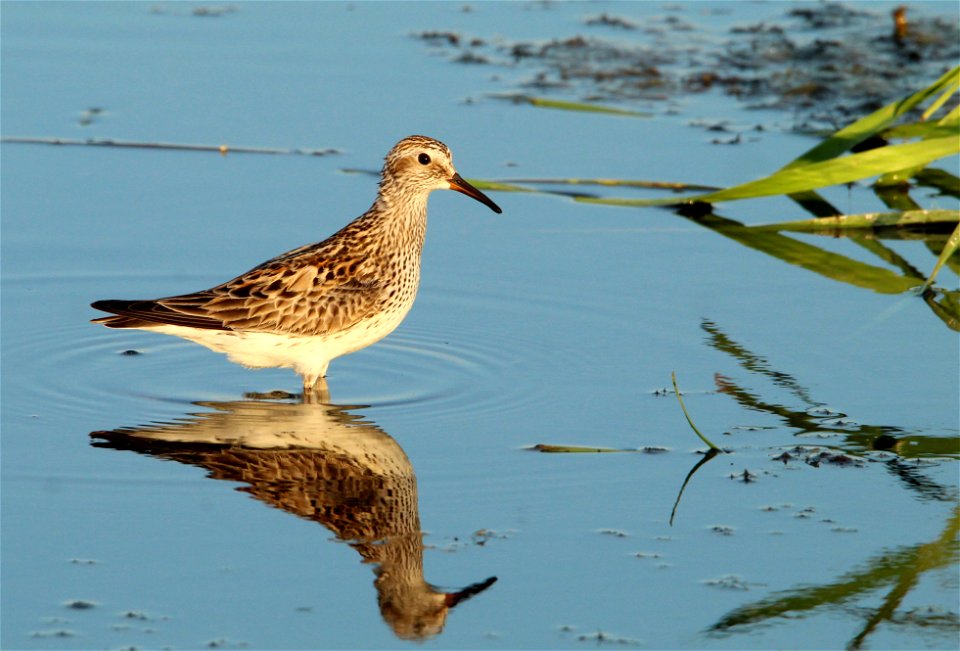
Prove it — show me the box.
[6,273,632,423]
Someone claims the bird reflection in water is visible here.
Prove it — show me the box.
[90,392,496,640]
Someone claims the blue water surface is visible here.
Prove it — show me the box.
[3,2,958,650]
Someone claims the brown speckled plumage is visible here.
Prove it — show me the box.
[91,136,501,389]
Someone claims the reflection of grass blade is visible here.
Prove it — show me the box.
[923,290,960,332]
[922,221,960,291]
[873,183,922,211]
[684,212,922,294]
[708,506,960,647]
[706,320,959,463]
[759,209,959,232]
[849,236,924,280]
[913,168,960,198]
[701,320,817,406]
[669,448,720,526]
[671,373,722,451]
[788,190,840,218]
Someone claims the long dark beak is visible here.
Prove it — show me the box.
[449,173,502,214]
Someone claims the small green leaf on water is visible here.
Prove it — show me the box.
[492,93,652,117]
[529,444,629,453]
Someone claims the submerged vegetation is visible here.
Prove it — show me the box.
[419,2,960,132]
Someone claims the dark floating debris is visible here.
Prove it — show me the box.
[63,599,97,610]
[584,13,637,30]
[415,3,959,130]
[774,446,866,468]
[731,468,758,483]
[703,574,756,591]
[78,107,104,126]
[31,629,76,639]
[576,629,643,646]
[192,5,238,17]
[151,4,238,18]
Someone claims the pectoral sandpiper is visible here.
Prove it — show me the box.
[92,135,502,391]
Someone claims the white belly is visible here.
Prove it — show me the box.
[148,302,412,383]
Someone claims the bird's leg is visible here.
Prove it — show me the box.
[302,375,330,404]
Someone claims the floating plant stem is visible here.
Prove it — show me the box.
[758,209,959,232]
[491,93,652,117]
[529,444,637,453]
[672,372,722,451]
[489,177,719,192]
[0,136,340,156]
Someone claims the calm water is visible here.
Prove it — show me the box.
[3,2,958,650]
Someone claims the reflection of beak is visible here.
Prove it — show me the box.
[443,576,498,608]
[449,173,502,214]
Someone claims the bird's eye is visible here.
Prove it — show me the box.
[418,153,431,165]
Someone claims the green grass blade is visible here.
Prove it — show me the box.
[575,194,688,208]
[782,66,959,170]
[490,177,719,191]
[576,136,959,208]
[759,209,960,232]
[465,179,539,193]
[882,122,960,140]
[671,372,722,451]
[694,137,959,203]
[922,79,960,120]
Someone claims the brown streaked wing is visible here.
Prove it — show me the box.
[160,261,390,336]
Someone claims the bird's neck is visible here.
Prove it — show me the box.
[370,184,429,249]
